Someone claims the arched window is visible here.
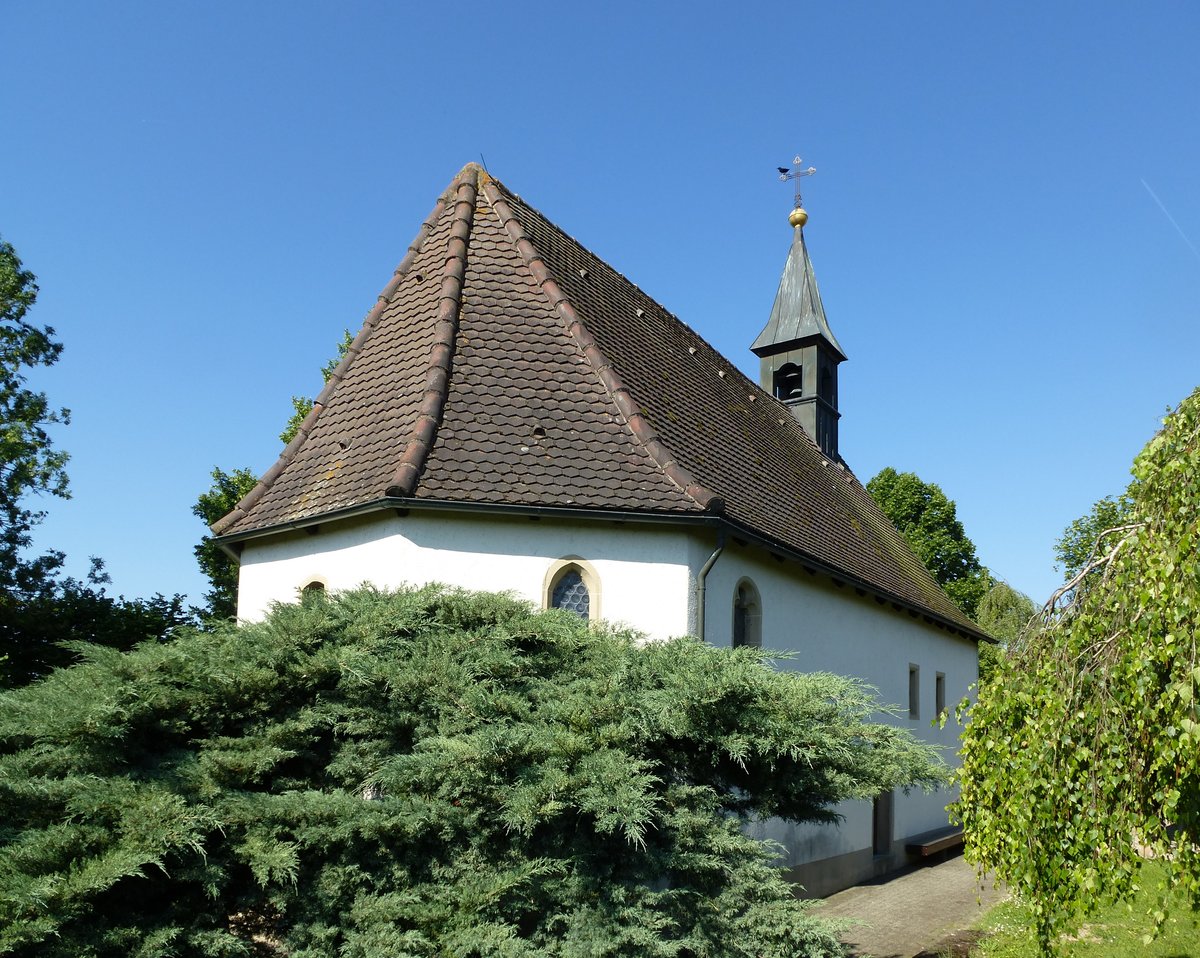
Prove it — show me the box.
[732,579,762,648]
[773,363,803,401]
[544,558,601,622]
[301,580,326,604]
[818,365,834,403]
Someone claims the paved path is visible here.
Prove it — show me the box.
[815,854,1007,958]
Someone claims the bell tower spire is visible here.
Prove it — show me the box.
[751,155,846,460]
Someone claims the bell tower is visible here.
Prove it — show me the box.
[751,156,846,460]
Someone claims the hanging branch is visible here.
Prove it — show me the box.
[1040,523,1145,621]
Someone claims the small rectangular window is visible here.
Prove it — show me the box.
[908,664,920,720]
[936,672,946,718]
[873,790,893,856]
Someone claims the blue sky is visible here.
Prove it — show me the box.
[3,1,1198,611]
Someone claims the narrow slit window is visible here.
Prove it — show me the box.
[732,580,762,649]
[873,790,893,857]
[936,672,946,718]
[909,664,920,720]
[819,365,834,403]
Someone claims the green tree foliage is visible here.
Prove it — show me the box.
[866,467,989,618]
[0,558,193,689]
[0,240,193,687]
[279,330,353,446]
[0,585,945,957]
[191,467,257,621]
[955,386,1200,955]
[1054,491,1136,582]
[974,579,1036,683]
[0,240,69,597]
[195,333,352,620]
[975,580,1036,646]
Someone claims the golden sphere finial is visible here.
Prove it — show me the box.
[789,207,808,229]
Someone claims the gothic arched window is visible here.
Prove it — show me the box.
[551,568,590,619]
[544,558,600,622]
[732,579,762,648]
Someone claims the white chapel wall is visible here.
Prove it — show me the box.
[236,511,695,640]
[696,541,978,867]
[238,513,978,888]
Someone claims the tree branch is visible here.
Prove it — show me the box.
[1041,523,1144,622]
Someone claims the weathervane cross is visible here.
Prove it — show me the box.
[777,154,816,209]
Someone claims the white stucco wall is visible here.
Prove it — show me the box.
[697,540,978,867]
[236,511,695,641]
[236,511,978,879]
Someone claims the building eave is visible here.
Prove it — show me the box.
[216,497,993,645]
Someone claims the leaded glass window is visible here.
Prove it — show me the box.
[551,569,590,619]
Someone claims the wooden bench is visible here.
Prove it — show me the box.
[904,825,965,857]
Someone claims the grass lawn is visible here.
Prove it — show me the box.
[970,863,1200,958]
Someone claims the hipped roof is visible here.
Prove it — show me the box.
[214,164,983,638]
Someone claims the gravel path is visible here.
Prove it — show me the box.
[816,854,1007,958]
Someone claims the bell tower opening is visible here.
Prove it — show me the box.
[773,363,803,402]
[819,364,834,404]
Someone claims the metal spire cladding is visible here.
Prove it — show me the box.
[751,225,846,362]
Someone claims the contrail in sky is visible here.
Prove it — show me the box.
[1141,178,1200,264]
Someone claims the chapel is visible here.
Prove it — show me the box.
[213,162,987,894]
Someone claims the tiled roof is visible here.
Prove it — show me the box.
[214,163,982,637]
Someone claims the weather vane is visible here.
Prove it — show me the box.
[777,154,816,228]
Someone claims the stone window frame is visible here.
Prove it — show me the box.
[298,578,328,607]
[542,556,601,622]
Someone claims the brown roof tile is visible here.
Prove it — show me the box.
[215,163,982,636]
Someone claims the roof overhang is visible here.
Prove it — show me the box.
[216,497,994,645]
[750,332,847,363]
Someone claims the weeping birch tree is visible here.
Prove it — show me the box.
[956,386,1200,954]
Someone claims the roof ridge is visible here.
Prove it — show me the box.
[385,169,479,496]
[210,171,467,536]
[480,179,724,514]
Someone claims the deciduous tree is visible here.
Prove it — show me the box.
[0,585,945,957]
[866,467,989,618]
[191,467,257,621]
[974,579,1036,682]
[955,386,1200,954]
[0,239,69,597]
[0,558,192,688]
[1054,491,1135,582]
[279,329,353,445]
[0,239,193,686]
[194,333,351,620]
